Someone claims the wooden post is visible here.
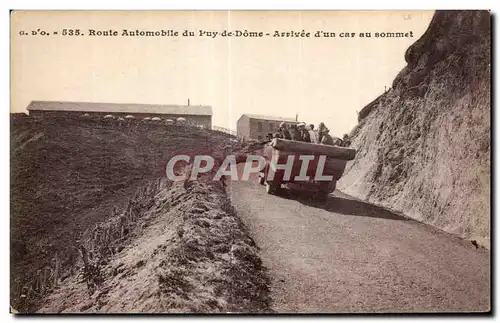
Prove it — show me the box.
[102,227,109,243]
[54,253,60,286]
[35,270,41,293]
[93,228,99,244]
[95,229,101,245]
[40,269,46,295]
[112,223,119,240]
[25,285,32,300]
[80,245,89,267]
[45,267,52,291]
[126,198,133,214]
[16,280,22,300]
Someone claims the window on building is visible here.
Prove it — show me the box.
[258,122,263,132]
[269,123,274,131]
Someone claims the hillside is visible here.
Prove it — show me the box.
[10,117,266,312]
[338,11,491,247]
[38,175,270,313]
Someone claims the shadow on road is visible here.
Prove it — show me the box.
[278,189,409,221]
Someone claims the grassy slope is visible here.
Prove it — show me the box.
[10,118,240,310]
[39,177,270,313]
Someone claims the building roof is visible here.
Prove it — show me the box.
[27,101,213,116]
[240,113,296,122]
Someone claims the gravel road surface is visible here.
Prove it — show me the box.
[227,163,490,313]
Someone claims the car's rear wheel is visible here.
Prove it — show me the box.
[317,191,330,201]
[317,182,332,201]
[265,182,280,195]
[329,181,337,193]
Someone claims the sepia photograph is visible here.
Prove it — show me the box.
[9,9,491,314]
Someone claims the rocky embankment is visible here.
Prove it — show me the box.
[11,117,268,312]
[38,175,270,313]
[339,10,491,248]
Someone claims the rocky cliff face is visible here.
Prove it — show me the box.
[338,10,491,247]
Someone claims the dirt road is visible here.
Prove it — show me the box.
[227,163,490,313]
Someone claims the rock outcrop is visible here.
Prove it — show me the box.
[339,10,491,247]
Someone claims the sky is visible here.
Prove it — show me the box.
[11,10,434,136]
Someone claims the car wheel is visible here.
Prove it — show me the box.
[317,191,329,201]
[265,182,279,195]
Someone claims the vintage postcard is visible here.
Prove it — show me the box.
[10,10,491,314]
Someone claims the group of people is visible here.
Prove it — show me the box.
[268,122,342,146]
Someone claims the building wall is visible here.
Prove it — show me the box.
[236,115,250,139]
[249,119,296,140]
[28,110,212,128]
[237,115,300,140]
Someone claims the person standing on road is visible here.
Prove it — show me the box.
[318,122,326,143]
[309,124,319,144]
[332,137,343,146]
[298,123,311,142]
[289,123,301,141]
[320,128,334,146]
[342,134,351,147]
[278,122,291,140]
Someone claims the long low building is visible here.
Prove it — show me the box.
[237,113,298,140]
[26,101,213,128]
